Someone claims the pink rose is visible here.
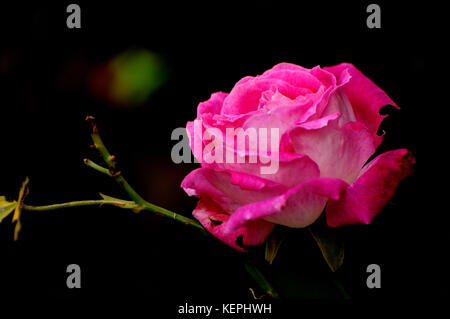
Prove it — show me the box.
[181,63,415,252]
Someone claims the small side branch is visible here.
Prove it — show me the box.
[83,159,112,176]
[86,116,147,205]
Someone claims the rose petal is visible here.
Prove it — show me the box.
[241,92,318,137]
[181,167,287,213]
[186,120,203,162]
[192,197,275,252]
[224,177,349,232]
[198,92,228,117]
[287,119,376,184]
[260,68,322,92]
[324,63,398,140]
[326,149,415,227]
[205,152,320,188]
[221,77,311,115]
[241,66,348,136]
[319,86,356,127]
[296,111,341,130]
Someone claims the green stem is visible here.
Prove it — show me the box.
[84,116,206,234]
[83,159,111,176]
[86,116,147,205]
[22,116,275,298]
[139,201,206,233]
[85,116,279,298]
[23,198,206,233]
[23,200,130,211]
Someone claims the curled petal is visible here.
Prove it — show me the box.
[198,92,228,117]
[326,149,415,227]
[181,167,287,213]
[221,77,312,115]
[260,68,322,92]
[295,111,341,130]
[324,63,398,140]
[241,95,317,137]
[319,86,356,127]
[192,197,275,252]
[224,178,348,232]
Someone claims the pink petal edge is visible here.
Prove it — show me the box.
[324,63,398,139]
[192,197,275,252]
[326,149,415,227]
[223,177,349,232]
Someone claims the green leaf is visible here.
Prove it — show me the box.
[0,196,18,223]
[309,219,344,272]
[13,177,30,241]
[265,226,287,264]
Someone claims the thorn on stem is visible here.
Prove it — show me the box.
[111,170,122,177]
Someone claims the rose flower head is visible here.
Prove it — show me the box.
[182,63,415,251]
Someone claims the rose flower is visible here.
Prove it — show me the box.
[182,63,415,251]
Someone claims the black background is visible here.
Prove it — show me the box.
[0,0,435,312]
